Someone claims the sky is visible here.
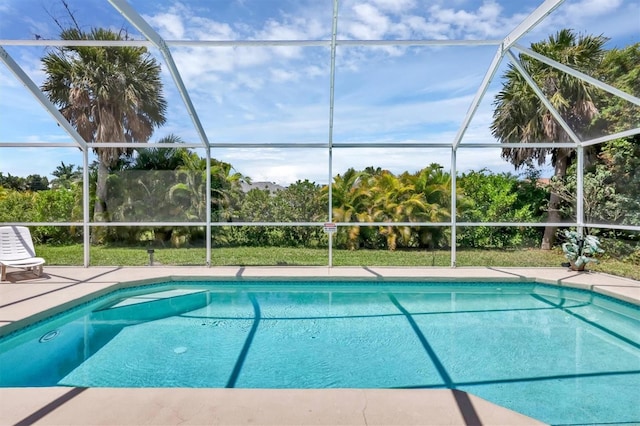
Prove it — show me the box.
[0,0,638,185]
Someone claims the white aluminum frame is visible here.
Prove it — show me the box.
[1,0,639,268]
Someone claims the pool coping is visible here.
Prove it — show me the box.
[0,266,638,425]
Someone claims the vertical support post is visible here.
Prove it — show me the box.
[450,148,457,267]
[576,145,584,235]
[206,149,212,267]
[328,148,333,268]
[83,148,90,268]
[326,0,339,268]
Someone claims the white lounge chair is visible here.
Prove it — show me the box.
[0,226,46,282]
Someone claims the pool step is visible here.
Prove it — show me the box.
[92,289,208,323]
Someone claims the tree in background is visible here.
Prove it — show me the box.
[50,161,81,189]
[0,173,49,191]
[458,169,546,248]
[210,159,246,223]
[368,169,415,250]
[491,29,607,249]
[402,164,454,249]
[324,165,459,251]
[0,173,27,191]
[24,175,50,191]
[109,135,212,245]
[592,43,640,227]
[273,180,327,247]
[41,27,166,232]
[593,43,640,136]
[126,135,188,171]
[235,181,326,248]
[549,43,640,228]
[323,168,371,250]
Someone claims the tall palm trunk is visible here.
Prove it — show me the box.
[541,150,570,250]
[94,160,109,222]
[92,159,110,243]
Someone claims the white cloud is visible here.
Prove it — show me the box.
[144,4,237,41]
[259,16,324,40]
[145,12,185,39]
[370,0,416,14]
[338,0,535,40]
[171,45,274,85]
[253,15,328,58]
[220,148,329,185]
[190,18,235,40]
[270,68,299,83]
[402,16,449,40]
[478,1,502,21]
[221,143,524,185]
[427,0,511,39]
[562,0,624,19]
[144,3,329,90]
[303,65,325,78]
[252,164,316,185]
[350,4,391,39]
[233,73,264,91]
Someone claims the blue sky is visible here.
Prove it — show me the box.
[0,0,638,185]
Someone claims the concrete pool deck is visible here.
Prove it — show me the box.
[0,266,638,425]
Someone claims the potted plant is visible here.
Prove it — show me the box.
[561,230,604,271]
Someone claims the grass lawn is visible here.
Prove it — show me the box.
[35,244,640,281]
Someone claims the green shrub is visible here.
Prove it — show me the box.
[0,189,36,222]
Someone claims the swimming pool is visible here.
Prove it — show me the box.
[0,280,638,425]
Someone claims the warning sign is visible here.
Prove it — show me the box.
[323,222,337,233]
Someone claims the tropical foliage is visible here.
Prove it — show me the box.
[0,173,50,191]
[457,169,547,248]
[562,230,604,269]
[50,162,82,190]
[41,27,167,228]
[320,164,454,250]
[491,29,608,249]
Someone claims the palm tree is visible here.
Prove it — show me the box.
[50,161,82,189]
[324,168,371,250]
[127,135,188,171]
[210,159,246,223]
[403,164,454,249]
[41,27,167,227]
[369,170,416,251]
[491,29,607,249]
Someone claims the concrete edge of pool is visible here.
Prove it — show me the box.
[0,266,638,425]
[0,388,546,425]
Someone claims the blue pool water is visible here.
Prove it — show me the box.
[0,281,638,425]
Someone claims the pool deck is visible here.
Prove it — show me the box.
[0,266,638,425]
